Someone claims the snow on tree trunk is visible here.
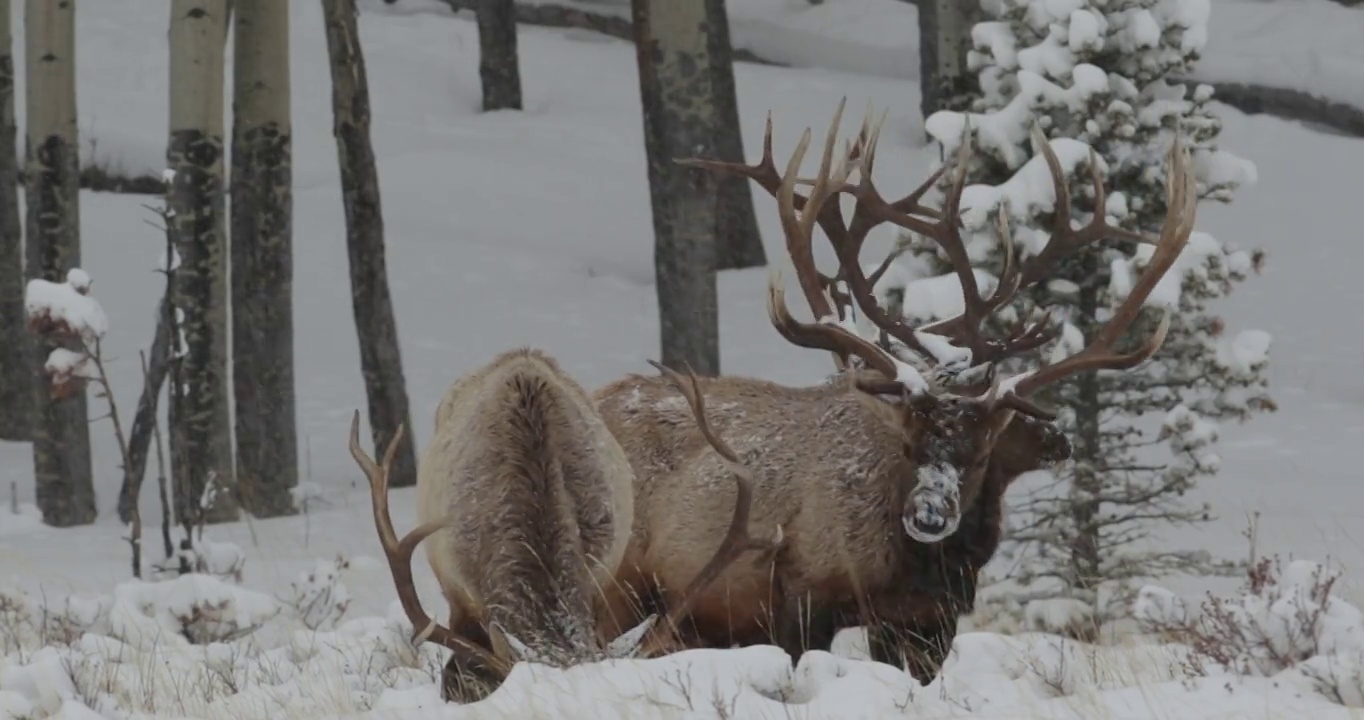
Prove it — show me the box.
[0,0,31,442]
[24,0,94,526]
[477,0,522,111]
[631,0,721,376]
[167,0,238,525]
[917,0,981,119]
[321,0,419,488]
[230,0,297,518]
[707,0,765,271]
[883,0,1274,621]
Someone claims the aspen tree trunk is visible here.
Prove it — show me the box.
[167,0,237,524]
[705,0,765,272]
[477,0,522,111]
[917,0,981,122]
[231,0,297,517]
[321,0,418,488]
[0,0,31,441]
[631,0,721,376]
[25,0,94,526]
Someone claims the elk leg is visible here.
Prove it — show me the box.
[439,616,502,703]
[772,594,839,666]
[595,567,655,643]
[865,607,960,685]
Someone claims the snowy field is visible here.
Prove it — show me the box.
[2,0,1364,717]
[497,0,1364,110]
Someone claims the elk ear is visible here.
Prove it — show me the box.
[1034,419,1072,465]
[993,414,1072,478]
[851,386,913,432]
[604,614,658,659]
[850,375,923,433]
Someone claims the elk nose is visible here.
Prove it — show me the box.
[903,495,960,543]
[915,513,947,535]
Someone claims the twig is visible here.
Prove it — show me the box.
[303,434,312,548]
[82,337,141,579]
[115,297,172,523]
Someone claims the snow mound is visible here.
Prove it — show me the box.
[0,558,1361,718]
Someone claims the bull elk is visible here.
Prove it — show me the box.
[593,100,1198,681]
[349,348,773,702]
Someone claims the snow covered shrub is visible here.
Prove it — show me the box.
[1136,557,1364,705]
[189,539,247,583]
[879,0,1274,623]
[1024,597,1098,641]
[109,575,280,646]
[0,590,108,656]
[24,268,108,400]
[288,556,352,631]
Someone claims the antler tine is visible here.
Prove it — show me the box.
[918,124,1197,387]
[680,103,848,328]
[347,411,511,676]
[1012,124,1157,289]
[1009,133,1197,398]
[777,99,850,322]
[765,270,901,381]
[825,114,997,372]
[681,99,898,370]
[917,193,1052,366]
[637,361,777,657]
[682,100,994,380]
[349,411,402,552]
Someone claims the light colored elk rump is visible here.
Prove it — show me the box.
[415,348,635,665]
[351,348,772,703]
[595,98,1198,681]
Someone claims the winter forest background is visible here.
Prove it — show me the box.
[1,0,1363,717]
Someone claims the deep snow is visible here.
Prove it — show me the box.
[1,0,1362,717]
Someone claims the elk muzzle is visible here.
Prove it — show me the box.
[902,463,962,543]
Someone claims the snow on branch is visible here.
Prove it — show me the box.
[25,269,108,346]
[927,69,1111,170]
[25,269,111,398]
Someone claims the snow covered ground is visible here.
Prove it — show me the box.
[2,0,1363,717]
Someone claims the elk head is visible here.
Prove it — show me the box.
[683,99,1197,543]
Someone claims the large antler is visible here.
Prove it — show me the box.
[1001,128,1198,400]
[679,100,1030,388]
[683,100,1197,418]
[347,411,512,677]
[635,361,779,657]
[679,101,936,373]
[681,102,931,385]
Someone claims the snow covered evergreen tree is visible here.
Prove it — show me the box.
[879,0,1275,621]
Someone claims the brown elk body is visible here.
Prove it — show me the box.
[595,100,1199,681]
[351,348,774,702]
[594,369,1069,676]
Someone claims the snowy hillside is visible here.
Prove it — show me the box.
[2,0,1363,718]
[478,0,1364,110]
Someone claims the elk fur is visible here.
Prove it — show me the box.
[416,347,650,695]
[592,366,1071,680]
